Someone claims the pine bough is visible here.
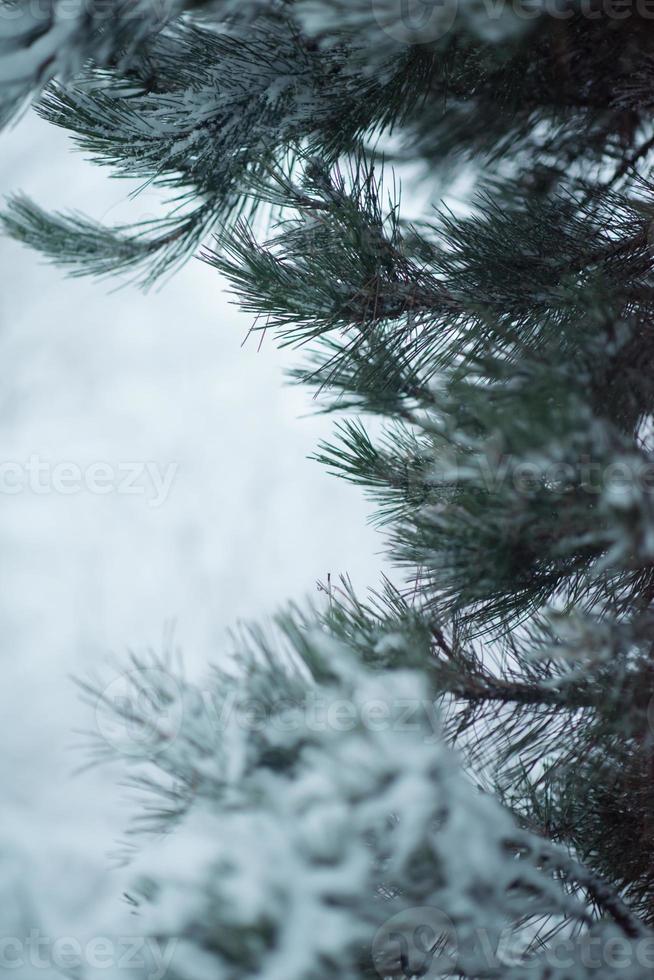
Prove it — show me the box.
[3,1,654,977]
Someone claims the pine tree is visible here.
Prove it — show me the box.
[3,1,654,976]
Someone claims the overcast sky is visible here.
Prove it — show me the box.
[0,111,385,955]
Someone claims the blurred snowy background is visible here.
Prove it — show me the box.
[0,111,384,965]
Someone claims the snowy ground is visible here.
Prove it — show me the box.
[0,112,384,964]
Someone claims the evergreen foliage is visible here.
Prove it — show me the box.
[3,1,654,977]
